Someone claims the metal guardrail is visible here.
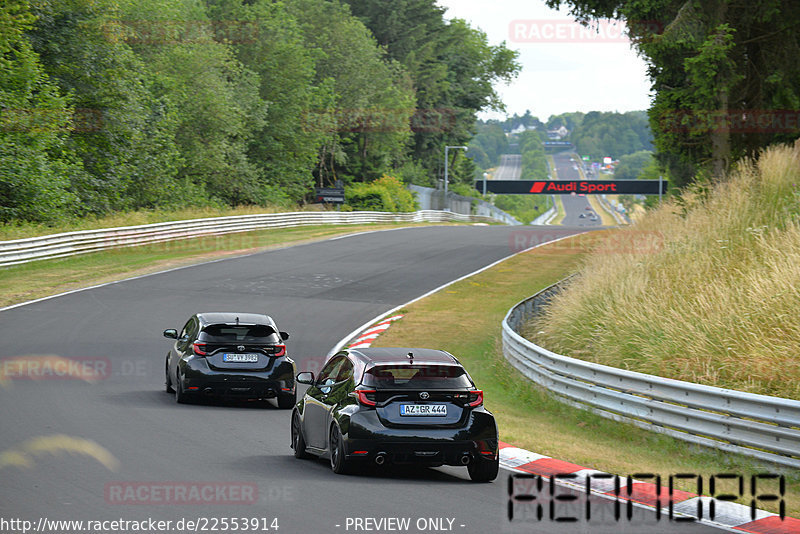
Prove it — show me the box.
[0,210,496,268]
[530,196,557,225]
[502,277,800,468]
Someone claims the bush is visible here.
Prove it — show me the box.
[345,175,418,212]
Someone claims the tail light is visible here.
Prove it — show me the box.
[192,343,208,356]
[355,389,377,407]
[476,439,496,458]
[467,390,483,407]
[273,345,286,357]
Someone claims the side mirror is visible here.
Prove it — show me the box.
[163,329,178,339]
[296,372,314,385]
[280,331,290,341]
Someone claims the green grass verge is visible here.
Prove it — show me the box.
[551,195,566,225]
[0,222,443,308]
[372,232,799,516]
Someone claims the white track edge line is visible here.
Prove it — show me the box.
[327,231,588,358]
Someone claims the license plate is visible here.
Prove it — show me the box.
[400,404,447,416]
[222,353,259,363]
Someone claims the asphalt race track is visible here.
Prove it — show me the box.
[0,226,719,534]
[552,153,605,228]
[494,155,522,180]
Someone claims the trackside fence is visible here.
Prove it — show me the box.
[0,210,496,268]
[502,277,800,468]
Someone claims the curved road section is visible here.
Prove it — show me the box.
[1,226,718,534]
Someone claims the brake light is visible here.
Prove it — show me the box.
[467,390,483,407]
[192,343,208,356]
[356,389,377,407]
[273,344,286,357]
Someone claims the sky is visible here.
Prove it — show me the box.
[436,0,653,121]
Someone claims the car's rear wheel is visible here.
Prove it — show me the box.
[165,357,174,393]
[277,391,296,410]
[329,425,352,475]
[291,412,310,459]
[174,372,189,404]
[467,456,499,482]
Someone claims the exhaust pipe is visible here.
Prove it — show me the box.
[459,454,471,465]
[374,452,387,466]
[203,387,214,395]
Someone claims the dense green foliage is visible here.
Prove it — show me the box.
[342,0,520,187]
[474,110,653,164]
[0,0,80,222]
[518,130,548,180]
[493,194,551,224]
[1,0,519,223]
[344,174,417,212]
[468,122,509,169]
[547,0,800,187]
[569,111,653,159]
[613,150,657,180]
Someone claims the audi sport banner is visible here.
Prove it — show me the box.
[474,180,667,195]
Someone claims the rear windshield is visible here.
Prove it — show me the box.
[362,365,472,389]
[201,324,277,343]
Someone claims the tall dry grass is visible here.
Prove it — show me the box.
[530,143,800,399]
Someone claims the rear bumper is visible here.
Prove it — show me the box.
[342,409,498,466]
[180,357,295,399]
[343,439,497,466]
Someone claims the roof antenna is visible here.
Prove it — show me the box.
[407,352,414,362]
[235,316,239,325]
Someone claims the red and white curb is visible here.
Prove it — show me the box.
[347,315,404,349]
[499,442,799,533]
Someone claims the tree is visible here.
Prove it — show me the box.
[518,130,548,180]
[613,150,655,180]
[285,0,415,185]
[27,0,184,213]
[569,111,652,159]
[468,122,508,168]
[343,0,521,182]
[0,0,79,222]
[546,0,800,186]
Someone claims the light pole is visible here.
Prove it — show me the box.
[444,145,468,202]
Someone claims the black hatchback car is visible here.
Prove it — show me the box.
[291,347,499,481]
[163,312,296,408]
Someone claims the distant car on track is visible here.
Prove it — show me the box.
[291,347,499,481]
[163,312,295,407]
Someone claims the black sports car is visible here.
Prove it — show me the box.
[163,312,295,408]
[291,347,499,481]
